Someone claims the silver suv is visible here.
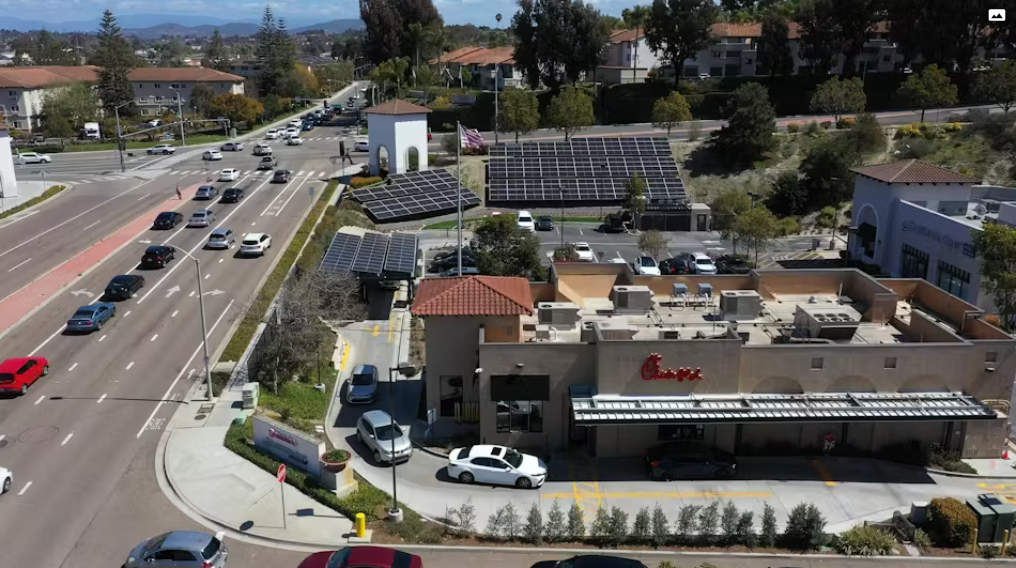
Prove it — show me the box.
[356,410,413,464]
[124,530,228,568]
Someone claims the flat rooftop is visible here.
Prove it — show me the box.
[521,290,944,346]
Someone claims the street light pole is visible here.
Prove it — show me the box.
[114,101,130,173]
[388,366,401,521]
[170,87,186,146]
[560,186,566,249]
[193,257,214,399]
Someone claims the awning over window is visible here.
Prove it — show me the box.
[851,223,877,241]
[571,392,998,426]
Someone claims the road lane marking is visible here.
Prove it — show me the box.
[151,334,158,341]
[171,310,178,317]
[68,363,78,371]
[61,433,73,446]
[82,220,102,231]
[125,361,135,370]
[137,194,148,201]
[97,393,107,403]
[339,342,350,372]
[29,326,65,356]
[137,299,235,438]
[275,174,311,216]
[17,482,32,495]
[372,324,380,337]
[218,258,224,263]
[137,175,274,305]
[123,310,131,318]
[34,395,45,405]
[388,313,394,342]
[0,179,155,260]
[7,258,32,273]
[809,458,838,487]
[98,334,107,342]
[0,435,4,443]
[188,291,195,297]
[0,210,38,231]
[204,273,210,279]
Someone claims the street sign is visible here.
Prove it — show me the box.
[277,464,286,483]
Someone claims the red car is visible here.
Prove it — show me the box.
[0,357,50,395]
[299,546,423,568]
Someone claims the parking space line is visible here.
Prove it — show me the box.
[809,458,838,487]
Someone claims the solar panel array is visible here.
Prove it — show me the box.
[487,137,687,204]
[318,231,419,277]
[352,169,481,222]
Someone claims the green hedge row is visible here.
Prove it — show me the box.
[224,422,414,522]
[219,180,339,362]
[0,185,67,220]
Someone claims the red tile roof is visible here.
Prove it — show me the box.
[0,65,242,89]
[709,22,803,39]
[609,29,644,43]
[365,99,432,116]
[412,276,534,316]
[437,46,515,66]
[851,159,978,184]
[127,67,243,82]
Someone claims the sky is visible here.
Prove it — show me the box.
[13,0,632,28]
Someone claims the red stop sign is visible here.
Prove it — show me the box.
[277,464,286,483]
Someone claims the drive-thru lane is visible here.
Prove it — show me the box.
[0,166,320,568]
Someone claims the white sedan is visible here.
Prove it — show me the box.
[15,152,52,165]
[446,444,547,489]
[0,466,10,495]
[573,242,595,262]
[202,150,223,161]
[221,142,244,152]
[286,136,304,146]
[218,168,240,182]
[265,129,279,140]
[353,138,369,152]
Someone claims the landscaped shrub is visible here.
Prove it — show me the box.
[783,503,826,550]
[804,121,822,136]
[820,120,833,130]
[928,497,977,547]
[913,528,932,551]
[981,544,1000,559]
[350,176,382,188]
[760,502,778,548]
[835,524,897,556]
[894,123,923,139]
[836,117,856,129]
[545,500,566,542]
[944,121,963,133]
[523,503,544,544]
[786,122,802,133]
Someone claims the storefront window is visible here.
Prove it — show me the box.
[900,245,928,279]
[658,424,704,441]
[496,400,543,433]
[936,262,970,300]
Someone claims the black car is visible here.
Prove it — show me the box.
[152,211,183,230]
[140,245,176,269]
[659,258,694,275]
[273,170,293,183]
[646,442,737,480]
[221,188,245,203]
[432,247,474,264]
[531,555,648,568]
[535,216,555,231]
[430,253,477,272]
[715,254,753,274]
[104,274,145,300]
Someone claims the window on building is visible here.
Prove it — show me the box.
[12,121,22,129]
[10,105,19,113]
[900,245,929,279]
[711,51,723,58]
[171,83,179,89]
[658,424,704,441]
[7,90,14,96]
[811,357,824,370]
[986,351,999,364]
[0,105,6,113]
[937,262,970,300]
[439,375,463,417]
[496,400,543,433]
[138,84,144,89]
[154,83,161,88]
[884,357,897,369]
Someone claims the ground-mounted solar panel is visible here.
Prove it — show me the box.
[492,137,673,158]
[383,232,418,275]
[350,231,389,274]
[364,188,481,222]
[489,156,680,180]
[319,232,363,275]
[353,169,461,202]
[487,177,686,203]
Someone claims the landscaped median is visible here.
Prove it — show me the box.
[0,184,67,220]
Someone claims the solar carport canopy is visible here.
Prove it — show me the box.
[319,230,418,279]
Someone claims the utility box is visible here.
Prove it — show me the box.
[242,383,260,410]
[981,493,1016,543]
[967,496,997,543]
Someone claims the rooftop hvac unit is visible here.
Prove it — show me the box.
[793,304,862,341]
[537,302,581,326]
[611,285,653,310]
[590,320,639,341]
[719,290,762,321]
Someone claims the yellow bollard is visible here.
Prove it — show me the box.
[356,512,366,538]
[973,531,979,555]
[1003,529,1011,556]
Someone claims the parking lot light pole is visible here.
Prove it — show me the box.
[387,362,415,523]
[164,243,214,399]
[560,186,566,249]
[170,88,186,146]
[114,101,131,173]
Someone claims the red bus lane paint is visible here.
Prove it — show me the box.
[0,182,204,340]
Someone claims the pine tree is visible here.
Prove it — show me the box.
[255,7,297,97]
[545,500,566,542]
[760,502,778,548]
[204,29,230,71]
[650,504,670,548]
[523,503,544,545]
[566,502,586,540]
[92,10,136,114]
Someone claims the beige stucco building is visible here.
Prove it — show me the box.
[411,267,1012,460]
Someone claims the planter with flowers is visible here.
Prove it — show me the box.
[321,448,351,473]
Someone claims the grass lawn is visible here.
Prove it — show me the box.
[64,133,229,153]
[259,360,340,434]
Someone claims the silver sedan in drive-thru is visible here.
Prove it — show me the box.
[356,410,413,464]
[124,530,228,568]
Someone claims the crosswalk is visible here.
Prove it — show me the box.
[69,170,330,185]
[755,251,843,270]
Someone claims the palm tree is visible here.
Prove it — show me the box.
[407,23,427,86]
[427,26,451,85]
[623,6,651,85]
[371,57,411,100]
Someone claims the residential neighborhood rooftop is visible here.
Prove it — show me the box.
[0,65,243,88]
[851,159,979,185]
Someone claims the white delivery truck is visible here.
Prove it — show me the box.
[82,122,101,139]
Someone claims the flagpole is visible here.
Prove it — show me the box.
[456,121,463,275]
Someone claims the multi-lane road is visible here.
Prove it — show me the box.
[0,87,367,568]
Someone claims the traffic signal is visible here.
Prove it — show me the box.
[339,140,346,156]
[323,100,328,109]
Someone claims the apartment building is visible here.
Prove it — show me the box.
[412,269,1012,460]
[594,29,663,85]
[0,66,244,131]
[433,46,521,91]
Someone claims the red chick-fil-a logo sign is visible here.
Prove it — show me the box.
[641,353,704,381]
[269,428,299,447]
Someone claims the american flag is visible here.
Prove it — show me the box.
[459,124,483,149]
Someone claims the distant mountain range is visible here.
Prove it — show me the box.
[3,15,363,37]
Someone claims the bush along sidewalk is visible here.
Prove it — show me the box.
[220,180,339,363]
[0,185,67,220]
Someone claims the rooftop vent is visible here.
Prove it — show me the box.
[538,302,581,327]
[590,320,638,341]
[794,304,862,341]
[611,285,653,310]
[719,290,762,321]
